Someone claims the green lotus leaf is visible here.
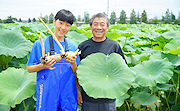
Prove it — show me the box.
[77,53,136,99]
[0,104,10,111]
[116,93,130,107]
[0,28,33,58]
[164,39,180,55]
[0,68,36,108]
[106,30,121,40]
[66,31,88,46]
[15,97,35,111]
[29,23,53,33]
[171,104,180,111]
[156,83,174,91]
[131,58,173,87]
[162,31,180,39]
[150,51,180,66]
[0,55,13,65]
[131,91,160,110]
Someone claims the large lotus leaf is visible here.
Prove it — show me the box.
[66,31,88,46]
[77,53,136,99]
[131,91,160,110]
[116,93,130,107]
[15,97,35,111]
[171,104,180,111]
[0,28,33,58]
[164,39,180,55]
[162,31,180,39]
[131,58,173,87]
[0,68,36,108]
[0,104,10,111]
[150,51,180,66]
[29,23,54,33]
[156,83,174,91]
[106,30,121,40]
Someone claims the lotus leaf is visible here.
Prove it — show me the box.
[131,58,173,87]
[150,51,180,66]
[0,68,36,108]
[171,104,180,111]
[164,39,180,55]
[106,30,121,40]
[15,97,35,111]
[0,104,10,111]
[66,31,88,46]
[0,28,33,58]
[77,53,136,99]
[162,31,180,39]
[116,93,129,107]
[131,91,160,111]
[156,83,174,91]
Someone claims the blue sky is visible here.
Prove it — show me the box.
[0,0,179,20]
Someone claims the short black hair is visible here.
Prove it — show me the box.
[55,9,74,25]
[90,13,109,27]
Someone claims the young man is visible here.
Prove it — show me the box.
[77,13,127,111]
[27,9,80,111]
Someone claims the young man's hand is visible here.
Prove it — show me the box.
[65,55,77,64]
[77,90,83,106]
[41,59,56,70]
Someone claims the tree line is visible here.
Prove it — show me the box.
[0,9,179,25]
[109,8,180,25]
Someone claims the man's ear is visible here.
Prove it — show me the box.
[107,26,109,31]
[53,19,56,26]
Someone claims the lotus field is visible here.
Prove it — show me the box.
[0,22,180,111]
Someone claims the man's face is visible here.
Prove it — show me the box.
[53,19,71,38]
[91,17,109,39]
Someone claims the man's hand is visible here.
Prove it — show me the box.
[41,59,56,70]
[65,55,77,64]
[77,90,83,106]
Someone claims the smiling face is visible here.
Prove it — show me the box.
[53,19,71,40]
[91,17,109,42]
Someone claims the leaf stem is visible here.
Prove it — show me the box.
[175,74,179,105]
[151,87,154,94]
[125,99,131,111]
[164,92,171,111]
[23,100,27,111]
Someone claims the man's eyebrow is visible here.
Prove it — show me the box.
[93,22,106,24]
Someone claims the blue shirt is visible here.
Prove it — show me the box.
[27,36,80,66]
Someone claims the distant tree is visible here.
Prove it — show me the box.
[137,12,140,23]
[74,16,76,22]
[32,18,36,22]
[110,10,116,24]
[130,9,137,24]
[0,19,2,23]
[85,12,90,24]
[142,10,147,23]
[4,16,13,23]
[164,9,171,24]
[162,15,165,22]
[28,18,31,23]
[18,18,22,22]
[39,13,43,20]
[118,10,126,24]
[49,12,54,23]
[43,15,48,23]
[151,16,160,24]
[12,17,17,22]
[174,11,180,25]
[171,11,175,22]
[77,15,81,21]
